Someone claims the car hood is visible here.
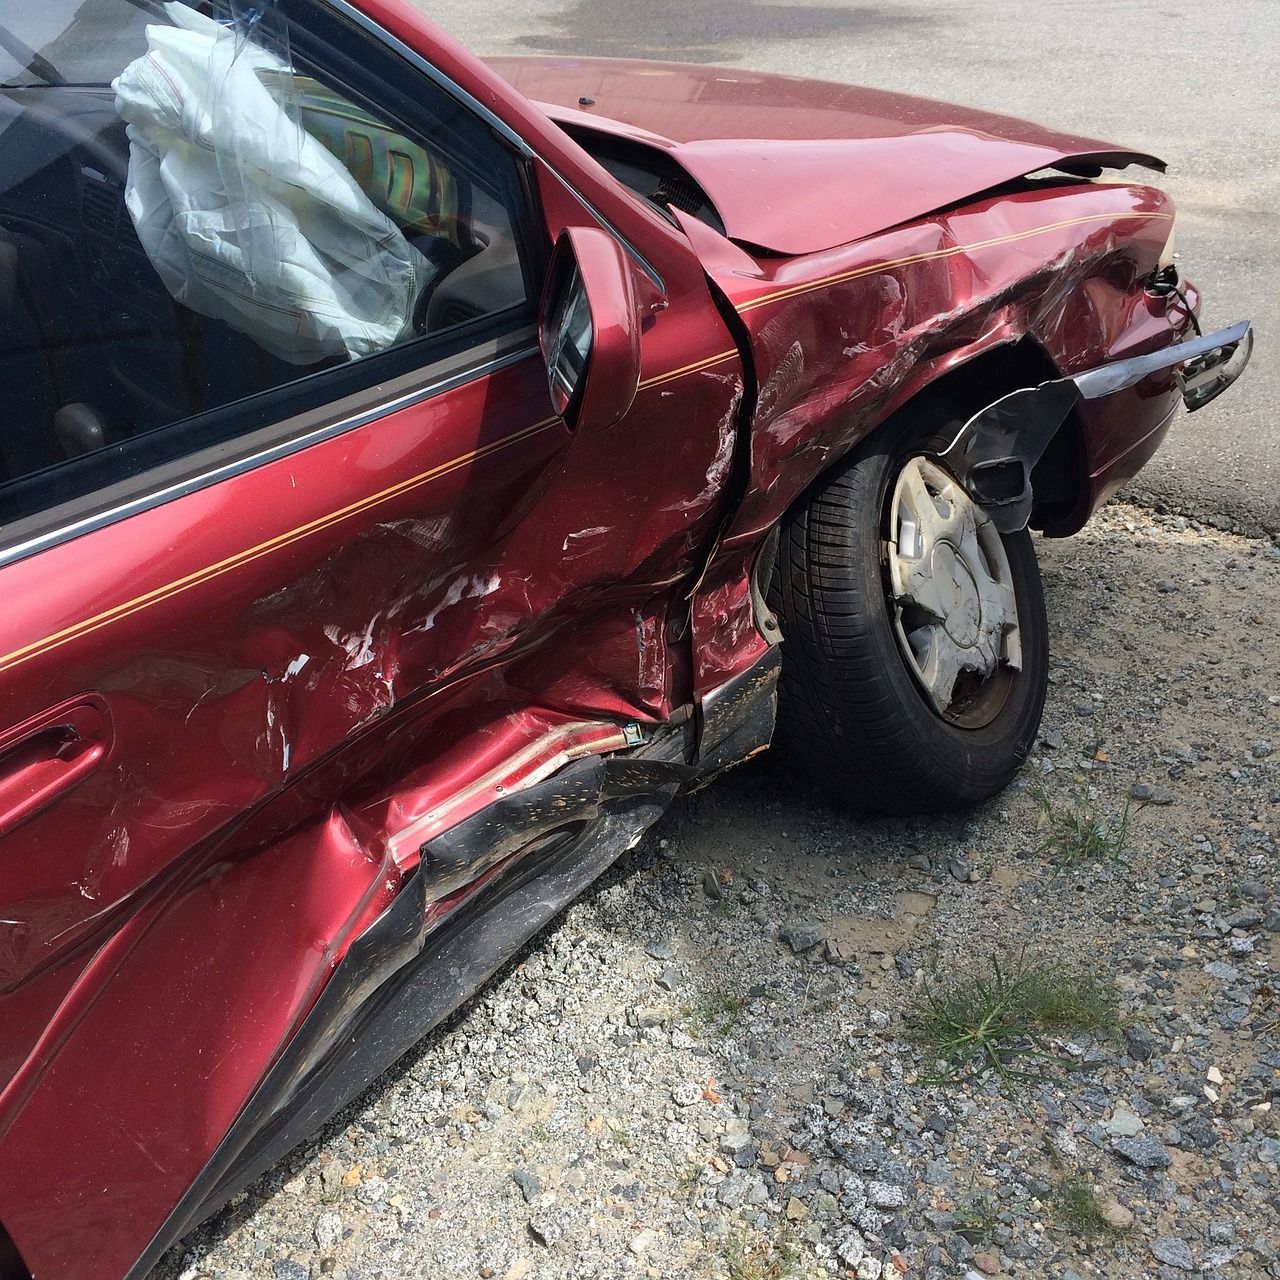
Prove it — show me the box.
[487,56,1165,256]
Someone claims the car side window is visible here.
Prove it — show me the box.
[0,0,537,538]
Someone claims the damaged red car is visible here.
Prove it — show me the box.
[0,0,1252,1275]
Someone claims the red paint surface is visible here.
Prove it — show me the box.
[0,1,1209,1273]
[487,55,1164,254]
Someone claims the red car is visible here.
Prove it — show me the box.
[0,1,1251,1276]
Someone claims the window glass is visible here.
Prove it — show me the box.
[0,0,535,530]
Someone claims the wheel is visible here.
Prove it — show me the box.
[772,399,1049,814]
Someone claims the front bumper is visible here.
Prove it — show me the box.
[939,319,1255,532]
[1071,319,1254,411]
[1175,322,1255,412]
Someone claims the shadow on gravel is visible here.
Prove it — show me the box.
[514,0,932,62]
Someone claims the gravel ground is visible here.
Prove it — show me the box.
[157,503,1279,1280]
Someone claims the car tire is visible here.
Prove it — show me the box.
[771,398,1049,814]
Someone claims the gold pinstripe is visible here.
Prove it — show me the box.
[2,211,1168,675]
[638,350,739,389]
[0,417,560,677]
[737,211,1173,312]
[635,212,1172,385]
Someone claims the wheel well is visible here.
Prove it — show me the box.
[865,338,1086,534]
[0,1221,30,1280]
[762,336,1086,639]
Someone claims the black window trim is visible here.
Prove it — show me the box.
[323,0,532,157]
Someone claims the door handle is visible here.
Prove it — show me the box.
[0,696,112,838]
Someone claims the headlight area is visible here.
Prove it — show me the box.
[1145,223,1204,336]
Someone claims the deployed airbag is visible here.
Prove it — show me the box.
[113,4,431,365]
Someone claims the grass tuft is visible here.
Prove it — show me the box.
[1052,1174,1125,1236]
[721,1226,800,1280]
[712,896,738,920]
[602,1120,633,1151]
[1034,774,1133,867]
[953,1192,1001,1244]
[907,950,1119,1085]
[683,988,747,1040]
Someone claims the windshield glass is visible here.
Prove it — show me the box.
[1,0,183,88]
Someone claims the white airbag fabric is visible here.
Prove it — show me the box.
[113,4,430,365]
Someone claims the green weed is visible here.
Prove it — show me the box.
[721,1226,800,1280]
[1034,774,1133,867]
[1052,1174,1126,1237]
[907,950,1119,1085]
[683,988,747,1039]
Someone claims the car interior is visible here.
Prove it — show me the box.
[0,59,527,496]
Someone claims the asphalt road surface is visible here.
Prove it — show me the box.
[421,0,1278,535]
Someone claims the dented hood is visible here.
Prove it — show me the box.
[488,56,1165,255]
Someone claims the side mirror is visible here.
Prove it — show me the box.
[539,226,643,431]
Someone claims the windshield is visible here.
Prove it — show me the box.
[0,0,188,88]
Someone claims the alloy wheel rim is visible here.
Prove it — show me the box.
[884,455,1022,728]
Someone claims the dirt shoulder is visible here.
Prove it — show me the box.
[159,503,1280,1280]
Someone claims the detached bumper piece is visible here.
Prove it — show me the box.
[1070,319,1254,410]
[1175,322,1254,412]
[940,320,1254,532]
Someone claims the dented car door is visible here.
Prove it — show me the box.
[0,2,742,1274]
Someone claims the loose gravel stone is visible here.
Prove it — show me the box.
[1112,1135,1172,1169]
[527,1210,565,1249]
[1225,907,1262,930]
[672,1082,701,1107]
[1098,1195,1134,1230]
[1124,1024,1157,1061]
[835,1227,866,1266]
[779,920,825,952]
[867,1180,906,1209]
[628,1228,657,1255]
[1151,1236,1196,1270]
[313,1211,343,1251]
[1103,1108,1143,1137]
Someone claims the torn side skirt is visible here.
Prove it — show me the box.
[127,652,782,1277]
[140,752,674,1223]
[126,768,672,1278]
